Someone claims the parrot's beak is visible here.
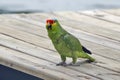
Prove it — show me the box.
[46,23,52,30]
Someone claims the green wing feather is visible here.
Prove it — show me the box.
[63,33,83,52]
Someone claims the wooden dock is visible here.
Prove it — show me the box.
[0,9,120,80]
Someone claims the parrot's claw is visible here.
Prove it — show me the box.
[56,62,67,66]
[86,60,93,63]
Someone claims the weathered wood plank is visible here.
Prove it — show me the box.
[80,10,120,24]
[0,19,120,62]
[3,12,120,33]
[52,12,120,40]
[0,26,54,51]
[1,14,120,51]
[0,9,120,80]
[0,16,120,62]
[0,15,48,39]
[0,46,87,80]
[103,9,120,16]
[0,31,120,73]
[0,34,120,80]
[7,12,120,44]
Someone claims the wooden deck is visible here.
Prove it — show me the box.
[0,9,120,80]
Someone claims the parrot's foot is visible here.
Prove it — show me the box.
[86,59,94,63]
[69,63,80,66]
[56,62,67,66]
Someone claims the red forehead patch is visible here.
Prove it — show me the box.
[46,19,54,24]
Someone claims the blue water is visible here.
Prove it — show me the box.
[0,0,120,13]
[0,65,43,80]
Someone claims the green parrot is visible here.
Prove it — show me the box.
[46,19,95,66]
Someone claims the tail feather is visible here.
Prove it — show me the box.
[82,46,92,54]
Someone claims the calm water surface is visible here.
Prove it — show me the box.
[0,0,120,13]
[0,65,43,80]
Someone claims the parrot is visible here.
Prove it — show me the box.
[46,19,95,66]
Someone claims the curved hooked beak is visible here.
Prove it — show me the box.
[46,23,52,30]
[47,23,52,30]
[46,19,54,30]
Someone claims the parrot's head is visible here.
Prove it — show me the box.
[46,19,60,31]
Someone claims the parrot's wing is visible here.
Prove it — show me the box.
[63,33,82,51]
[63,33,92,55]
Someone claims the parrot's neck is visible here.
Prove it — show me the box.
[48,27,66,43]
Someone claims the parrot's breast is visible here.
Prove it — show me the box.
[48,30,83,58]
[53,39,72,57]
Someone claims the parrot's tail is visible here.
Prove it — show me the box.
[82,46,92,54]
[88,57,95,62]
[78,52,95,62]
